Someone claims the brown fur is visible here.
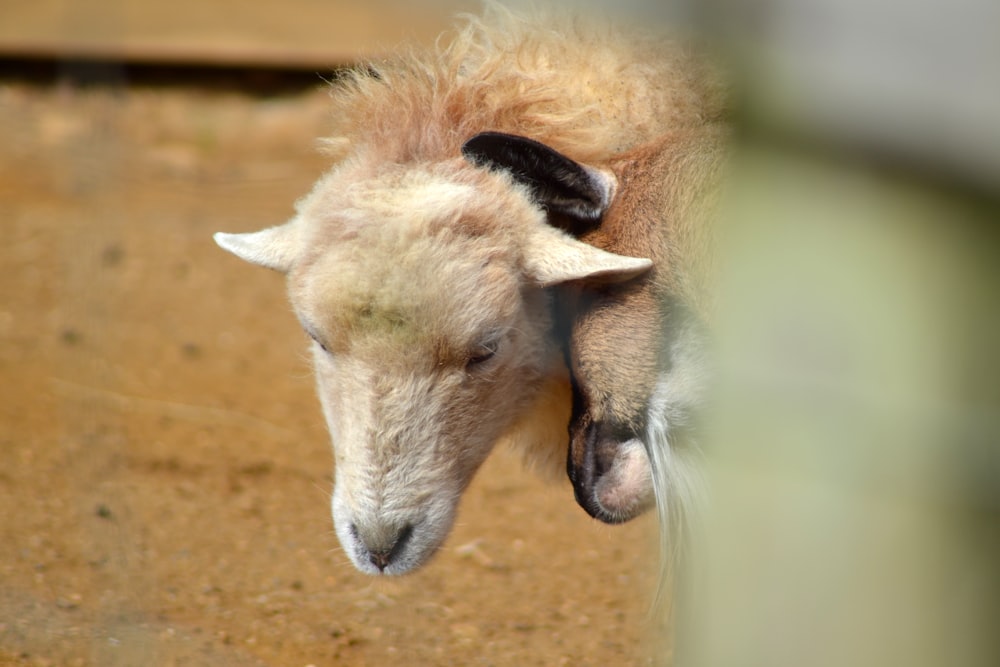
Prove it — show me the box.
[214,6,727,575]
[322,5,726,170]
[558,124,728,525]
[571,125,727,416]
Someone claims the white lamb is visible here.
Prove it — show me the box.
[215,6,725,574]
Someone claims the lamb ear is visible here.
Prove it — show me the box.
[213,220,300,273]
[462,132,615,222]
[523,224,652,287]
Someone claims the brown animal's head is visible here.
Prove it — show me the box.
[463,130,723,524]
[214,159,652,574]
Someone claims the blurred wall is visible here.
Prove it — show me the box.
[684,1,999,666]
[0,0,472,66]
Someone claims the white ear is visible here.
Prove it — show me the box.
[214,220,300,273]
[522,225,653,287]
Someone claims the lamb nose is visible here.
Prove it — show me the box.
[369,550,392,571]
[364,523,414,572]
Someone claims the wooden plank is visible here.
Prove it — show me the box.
[0,0,473,68]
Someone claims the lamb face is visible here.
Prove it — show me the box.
[215,164,651,574]
[295,191,553,574]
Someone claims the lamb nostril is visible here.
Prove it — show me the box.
[369,549,392,572]
[395,523,414,552]
[365,523,415,572]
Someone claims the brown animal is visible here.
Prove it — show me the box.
[462,124,727,533]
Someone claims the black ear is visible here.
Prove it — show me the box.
[462,132,614,222]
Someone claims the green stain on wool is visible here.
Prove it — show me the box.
[356,303,404,330]
[325,288,451,358]
[348,301,422,344]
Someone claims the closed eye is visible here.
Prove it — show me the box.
[466,338,499,368]
[306,330,330,354]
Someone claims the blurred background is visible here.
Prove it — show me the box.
[1,1,998,666]
[695,2,1000,667]
[1,2,664,666]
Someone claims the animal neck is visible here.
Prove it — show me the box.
[495,347,573,480]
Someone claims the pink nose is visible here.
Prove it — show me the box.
[567,412,651,524]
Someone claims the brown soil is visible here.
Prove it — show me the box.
[0,80,661,666]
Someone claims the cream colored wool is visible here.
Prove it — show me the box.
[215,5,725,576]
[322,4,725,166]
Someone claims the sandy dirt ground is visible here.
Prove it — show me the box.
[0,77,663,666]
